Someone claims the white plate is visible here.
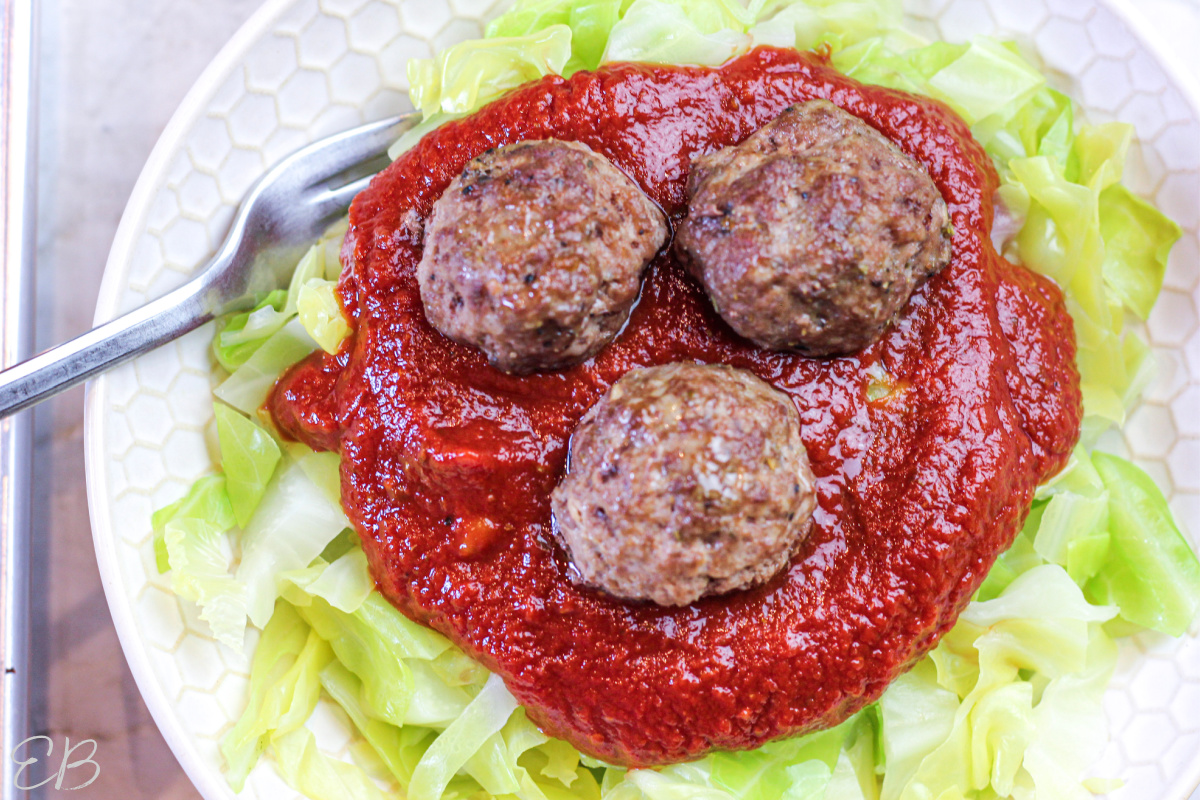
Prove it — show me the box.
[84,0,1200,798]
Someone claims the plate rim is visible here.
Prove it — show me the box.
[82,1,1200,798]
[1106,0,1200,126]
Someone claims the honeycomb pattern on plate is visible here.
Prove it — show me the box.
[85,0,1200,798]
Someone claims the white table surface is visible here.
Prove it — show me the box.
[29,0,1200,797]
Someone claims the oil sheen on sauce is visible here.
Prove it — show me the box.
[269,47,1082,767]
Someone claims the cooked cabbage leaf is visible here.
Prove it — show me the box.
[214,401,282,528]
[151,475,247,650]
[236,456,352,629]
[408,27,572,118]
[214,318,319,416]
[1087,452,1200,636]
[220,602,330,791]
[297,278,351,355]
[213,289,288,372]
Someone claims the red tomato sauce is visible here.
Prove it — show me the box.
[269,47,1081,766]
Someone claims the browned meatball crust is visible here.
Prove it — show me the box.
[551,362,817,606]
[418,139,669,374]
[675,99,952,357]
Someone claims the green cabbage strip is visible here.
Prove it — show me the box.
[410,26,572,117]
[147,1,1200,797]
[1087,452,1200,635]
[224,568,598,800]
[147,401,285,649]
[298,278,352,354]
[281,548,375,615]
[390,0,895,156]
[213,401,282,527]
[885,566,1117,800]
[213,289,288,371]
[150,475,247,651]
[219,602,332,791]
[236,455,352,629]
[211,221,350,401]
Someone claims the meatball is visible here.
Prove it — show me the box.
[675,100,952,357]
[418,139,669,374]
[551,362,816,606]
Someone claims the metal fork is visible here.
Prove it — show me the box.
[0,112,417,418]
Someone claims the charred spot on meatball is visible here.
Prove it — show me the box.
[551,362,817,606]
[675,99,953,357]
[418,139,669,374]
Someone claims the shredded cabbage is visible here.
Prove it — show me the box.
[408,26,572,118]
[748,0,902,54]
[151,474,231,572]
[213,223,349,412]
[148,1,1200,798]
[152,475,248,651]
[882,567,1118,800]
[281,548,375,615]
[220,603,335,791]
[1087,452,1200,636]
[297,278,351,355]
[402,0,901,129]
[603,0,752,67]
[213,289,289,371]
[236,455,352,629]
[272,726,392,800]
[213,317,319,416]
[214,401,282,527]
[408,674,520,800]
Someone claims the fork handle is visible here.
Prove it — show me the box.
[0,278,215,417]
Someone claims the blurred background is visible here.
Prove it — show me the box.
[24,0,1200,797]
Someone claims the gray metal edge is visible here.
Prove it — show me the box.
[1,0,37,796]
